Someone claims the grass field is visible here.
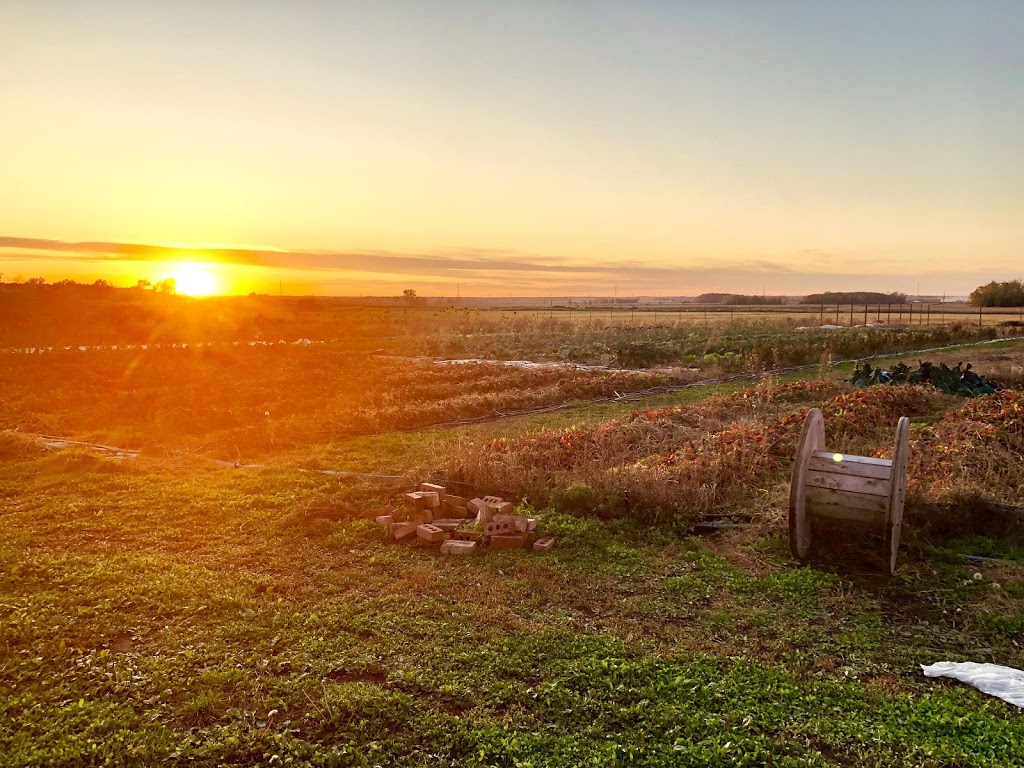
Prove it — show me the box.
[2,333,1024,766]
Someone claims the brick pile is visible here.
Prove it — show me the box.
[373,483,555,556]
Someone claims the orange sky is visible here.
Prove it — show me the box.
[1,2,1021,296]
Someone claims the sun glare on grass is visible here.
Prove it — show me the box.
[169,263,218,296]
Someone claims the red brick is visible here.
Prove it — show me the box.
[485,517,517,536]
[390,521,418,541]
[489,534,527,550]
[440,540,477,555]
[416,524,448,543]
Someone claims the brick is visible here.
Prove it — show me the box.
[533,537,555,551]
[512,515,529,533]
[368,504,396,520]
[489,533,527,550]
[420,482,447,496]
[416,524,448,543]
[420,491,441,509]
[443,494,466,507]
[432,520,460,533]
[443,502,469,519]
[390,521,418,541]
[374,514,394,527]
[469,498,492,525]
[484,517,517,537]
[526,518,537,532]
[440,539,478,556]
[454,527,485,543]
[482,495,504,508]
[494,501,515,515]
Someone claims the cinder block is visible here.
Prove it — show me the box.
[416,524,448,543]
[374,514,394,527]
[420,491,441,509]
[494,501,515,515]
[489,533,527,550]
[482,495,504,508]
[533,537,555,551]
[405,491,424,508]
[512,515,529,533]
[443,494,466,507]
[432,520,460,532]
[420,482,447,496]
[526,518,537,532]
[390,521,418,541]
[440,539,477,555]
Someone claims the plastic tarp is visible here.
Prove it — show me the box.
[921,662,1024,708]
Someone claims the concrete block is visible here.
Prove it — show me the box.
[494,501,515,515]
[417,524,448,543]
[432,520,460,532]
[533,537,555,551]
[374,514,394,527]
[443,494,466,507]
[440,539,478,555]
[390,521,418,541]
[420,491,441,509]
[490,533,527,550]
[420,482,446,496]
[526,518,537,532]
[512,515,529,533]
[482,495,504,509]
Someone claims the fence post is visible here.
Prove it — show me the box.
[819,299,824,325]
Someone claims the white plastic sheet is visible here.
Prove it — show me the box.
[921,662,1024,708]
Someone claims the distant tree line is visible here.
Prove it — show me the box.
[1,276,177,293]
[969,280,1024,307]
[800,291,908,305]
[693,293,783,305]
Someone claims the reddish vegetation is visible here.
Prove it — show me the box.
[0,346,681,457]
[444,380,981,528]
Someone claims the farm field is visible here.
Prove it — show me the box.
[2,330,1024,765]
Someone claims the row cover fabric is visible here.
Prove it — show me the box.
[921,662,1024,707]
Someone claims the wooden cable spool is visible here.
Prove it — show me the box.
[789,408,910,575]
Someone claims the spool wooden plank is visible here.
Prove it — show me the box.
[807,455,892,480]
[805,486,888,513]
[810,451,891,467]
[884,416,910,575]
[806,470,891,497]
[806,501,885,525]
[789,408,824,561]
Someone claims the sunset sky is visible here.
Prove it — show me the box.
[2,1,1021,297]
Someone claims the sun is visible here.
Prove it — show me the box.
[168,262,218,296]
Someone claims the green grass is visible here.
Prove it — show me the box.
[3,449,1024,766]
[3,339,1024,766]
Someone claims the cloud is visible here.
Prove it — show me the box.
[0,235,763,284]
